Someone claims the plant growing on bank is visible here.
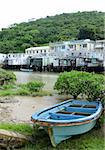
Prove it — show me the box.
[54,71,104,101]
[0,80,52,96]
[26,81,45,92]
[0,69,16,86]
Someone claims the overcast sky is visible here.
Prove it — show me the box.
[0,0,105,29]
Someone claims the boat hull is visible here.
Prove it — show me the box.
[31,99,103,147]
[47,120,96,147]
[20,68,33,72]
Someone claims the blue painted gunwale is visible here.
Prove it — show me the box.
[31,99,102,125]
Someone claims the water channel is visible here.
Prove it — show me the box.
[14,71,59,91]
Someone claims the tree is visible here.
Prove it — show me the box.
[0,11,104,53]
[54,71,104,101]
[77,26,96,40]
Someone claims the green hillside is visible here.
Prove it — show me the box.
[0,11,104,53]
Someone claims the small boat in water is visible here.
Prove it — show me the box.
[20,68,33,72]
[31,99,103,147]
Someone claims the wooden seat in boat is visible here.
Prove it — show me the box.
[49,112,84,120]
[64,106,96,114]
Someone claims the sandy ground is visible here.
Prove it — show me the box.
[0,95,67,123]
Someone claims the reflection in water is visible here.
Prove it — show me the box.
[14,71,59,91]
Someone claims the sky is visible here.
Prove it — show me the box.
[0,0,105,29]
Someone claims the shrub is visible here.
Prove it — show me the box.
[2,84,15,90]
[16,89,30,96]
[54,71,85,99]
[0,69,16,85]
[54,71,104,101]
[82,73,104,101]
[26,81,44,92]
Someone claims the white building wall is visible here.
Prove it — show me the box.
[0,54,6,64]
[25,46,50,56]
[76,58,85,67]
[42,56,54,66]
[53,59,59,67]
[95,40,105,53]
[43,57,48,66]
[50,39,95,53]
[6,53,28,65]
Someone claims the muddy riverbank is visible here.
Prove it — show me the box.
[0,95,70,123]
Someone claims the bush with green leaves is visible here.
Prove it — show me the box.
[81,73,104,101]
[26,81,44,92]
[0,69,16,85]
[54,71,104,101]
[2,84,15,90]
[54,71,82,99]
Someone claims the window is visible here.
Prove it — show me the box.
[41,50,42,53]
[62,45,65,49]
[51,47,54,50]
[44,50,46,53]
[36,50,38,53]
[69,45,73,48]
[83,44,87,48]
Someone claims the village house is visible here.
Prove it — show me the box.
[49,39,95,53]
[49,39,103,68]
[4,53,29,68]
[1,39,105,71]
[25,46,50,56]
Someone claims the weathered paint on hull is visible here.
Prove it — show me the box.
[47,120,96,147]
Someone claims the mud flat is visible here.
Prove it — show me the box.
[0,95,68,123]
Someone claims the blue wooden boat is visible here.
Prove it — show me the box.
[31,99,103,147]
